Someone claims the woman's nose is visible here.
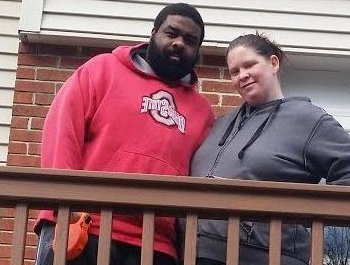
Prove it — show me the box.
[239,70,249,81]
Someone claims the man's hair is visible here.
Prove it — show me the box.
[153,3,205,45]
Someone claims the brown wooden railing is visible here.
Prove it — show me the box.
[1,166,350,265]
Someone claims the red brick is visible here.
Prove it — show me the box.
[60,57,87,69]
[195,66,220,79]
[9,129,42,142]
[18,42,38,54]
[12,105,49,118]
[201,93,219,105]
[7,154,41,167]
[15,80,55,93]
[17,54,59,67]
[56,82,64,93]
[0,259,34,265]
[5,209,37,223]
[0,218,14,231]
[2,244,37,260]
[36,69,74,82]
[31,118,45,130]
[223,68,231,80]
[0,258,10,265]
[25,260,35,265]
[16,67,36,79]
[27,223,37,234]
[28,209,39,219]
[13,92,33,104]
[8,142,27,154]
[202,80,236,93]
[81,46,113,57]
[0,231,12,244]
[27,220,36,233]
[26,232,38,246]
[222,94,243,106]
[212,106,232,117]
[0,208,15,217]
[38,44,77,56]
[28,143,41,155]
[25,245,37,260]
[11,117,29,129]
[0,245,11,258]
[34,93,55,106]
[202,54,226,67]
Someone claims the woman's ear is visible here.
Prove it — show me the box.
[270,55,280,74]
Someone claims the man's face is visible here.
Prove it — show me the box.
[147,15,202,81]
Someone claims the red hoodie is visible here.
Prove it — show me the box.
[36,43,214,258]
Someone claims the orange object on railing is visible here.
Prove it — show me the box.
[53,212,92,260]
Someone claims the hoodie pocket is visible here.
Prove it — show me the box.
[104,149,182,175]
[241,222,309,258]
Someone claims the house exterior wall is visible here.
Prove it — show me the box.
[1,0,349,264]
[19,0,350,56]
[0,0,21,166]
[17,0,350,131]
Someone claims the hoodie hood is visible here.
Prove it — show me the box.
[219,97,311,159]
[112,43,199,89]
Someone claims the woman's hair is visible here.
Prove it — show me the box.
[226,32,285,65]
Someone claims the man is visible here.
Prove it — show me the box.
[34,3,214,265]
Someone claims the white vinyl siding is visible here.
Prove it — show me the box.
[0,53,18,70]
[0,145,8,166]
[0,0,21,165]
[0,107,13,125]
[19,0,350,55]
[0,88,15,107]
[0,35,20,54]
[0,71,16,89]
[0,127,11,144]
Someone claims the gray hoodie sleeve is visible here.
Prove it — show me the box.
[304,114,350,185]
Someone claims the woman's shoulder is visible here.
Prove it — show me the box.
[282,96,327,117]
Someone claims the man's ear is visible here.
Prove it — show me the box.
[270,55,280,74]
[151,28,157,38]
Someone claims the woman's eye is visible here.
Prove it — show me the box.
[231,70,239,76]
[245,62,256,68]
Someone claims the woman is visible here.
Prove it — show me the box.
[190,33,350,265]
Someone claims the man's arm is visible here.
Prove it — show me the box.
[41,65,96,169]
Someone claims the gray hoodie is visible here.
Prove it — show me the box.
[190,97,350,264]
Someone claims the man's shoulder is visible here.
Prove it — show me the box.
[84,52,117,66]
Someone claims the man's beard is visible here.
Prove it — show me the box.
[147,39,197,81]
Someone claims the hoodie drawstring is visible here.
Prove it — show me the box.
[218,104,247,146]
[238,99,283,159]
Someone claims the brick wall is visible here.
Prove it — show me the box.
[1,42,242,264]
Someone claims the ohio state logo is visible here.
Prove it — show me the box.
[140,91,186,133]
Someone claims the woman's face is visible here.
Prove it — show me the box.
[227,45,280,106]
